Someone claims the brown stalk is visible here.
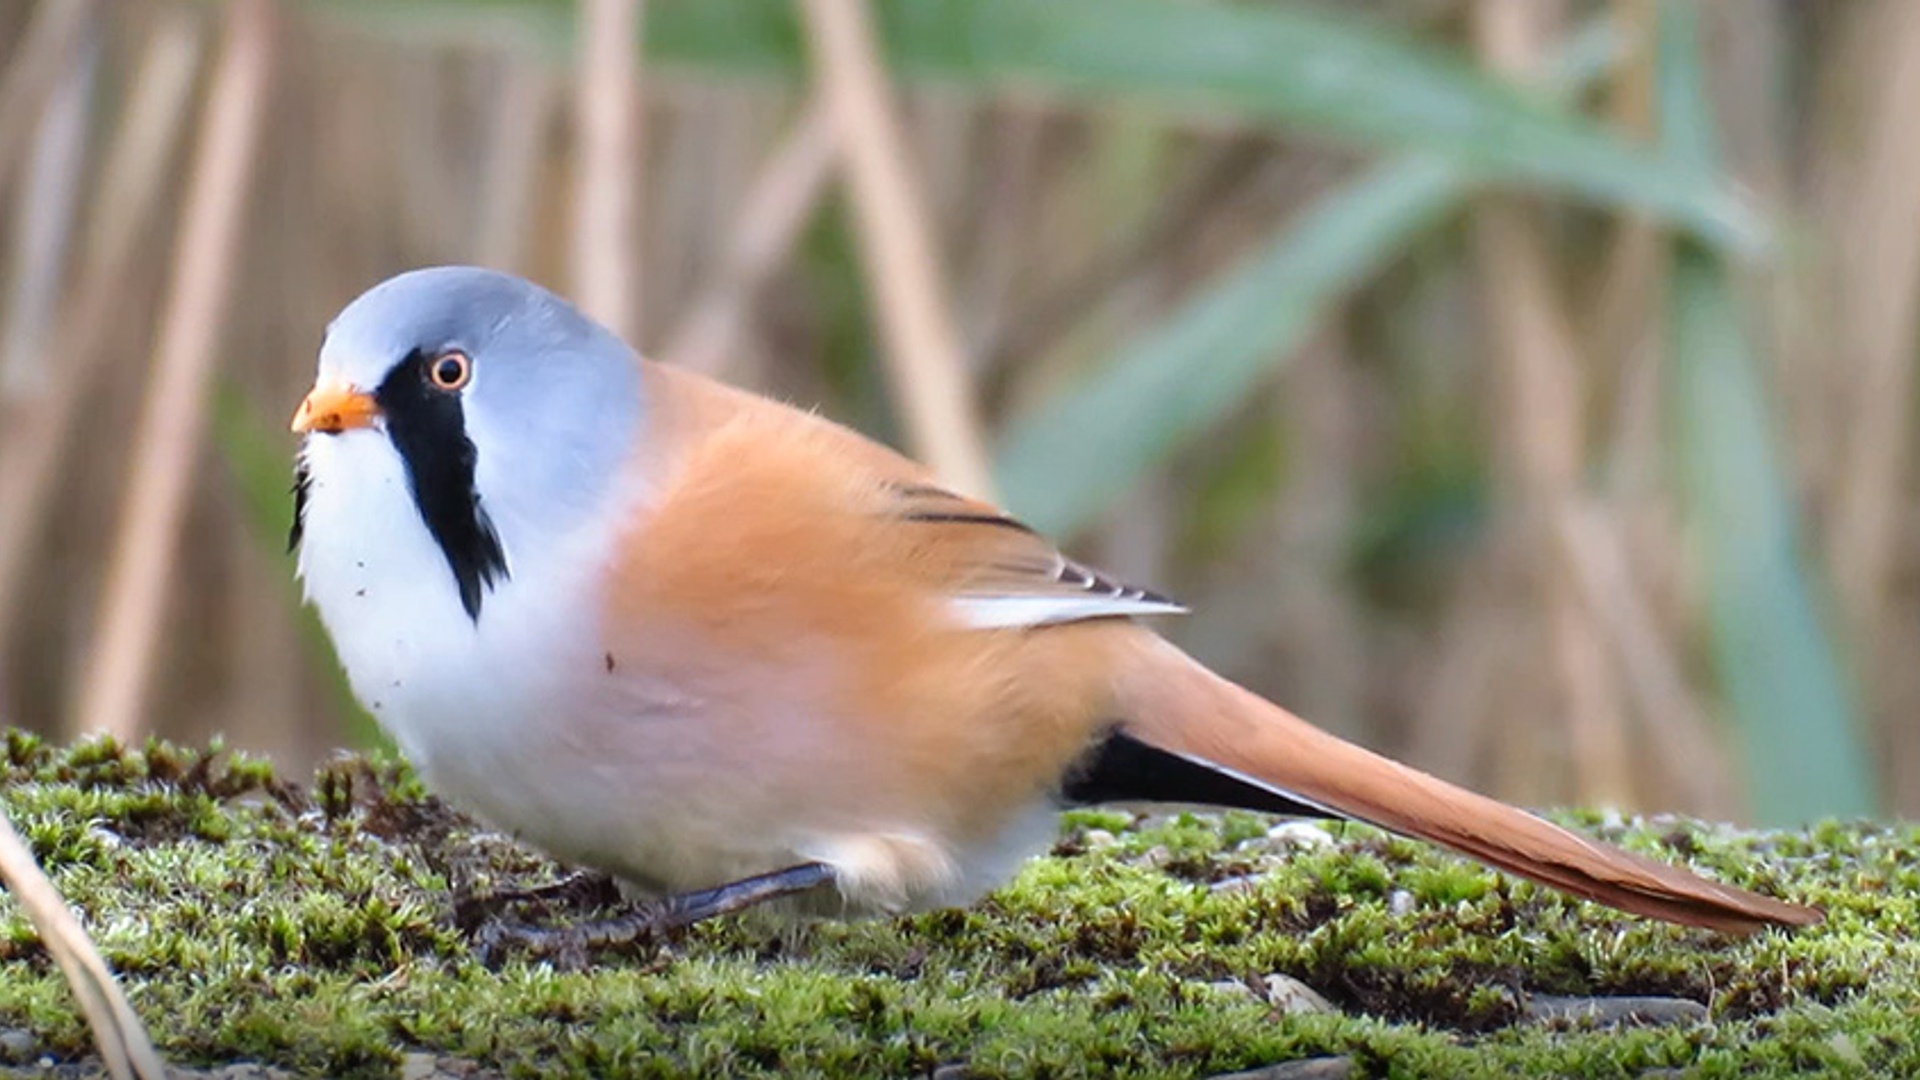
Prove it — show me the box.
[1185,330,1368,736]
[956,104,1045,363]
[1821,2,1920,671]
[658,97,836,377]
[0,811,165,1078]
[1469,0,1633,806]
[0,19,93,397]
[0,11,203,700]
[980,139,1268,378]
[1270,329,1367,733]
[798,0,995,498]
[1553,502,1735,816]
[0,0,96,196]
[1584,0,1661,420]
[571,0,643,341]
[1410,546,1524,792]
[1582,0,1738,815]
[74,0,276,741]
[475,55,554,272]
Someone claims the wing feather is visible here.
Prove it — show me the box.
[883,481,1186,628]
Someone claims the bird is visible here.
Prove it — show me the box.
[290,265,1817,948]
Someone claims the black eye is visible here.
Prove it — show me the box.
[427,351,471,391]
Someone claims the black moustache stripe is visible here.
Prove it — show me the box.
[289,459,311,555]
[375,349,509,620]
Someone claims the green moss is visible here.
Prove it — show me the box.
[0,734,1911,1078]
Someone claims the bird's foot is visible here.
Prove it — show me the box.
[452,870,622,934]
[469,862,836,969]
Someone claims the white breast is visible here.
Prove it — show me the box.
[295,432,608,797]
[295,430,1057,914]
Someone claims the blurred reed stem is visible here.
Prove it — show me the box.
[0,16,91,397]
[660,96,835,377]
[799,0,994,498]
[1470,0,1632,806]
[0,9,204,714]
[0,0,96,196]
[571,0,643,339]
[76,0,276,740]
[1823,2,1920,684]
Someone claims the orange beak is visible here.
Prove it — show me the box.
[291,381,380,435]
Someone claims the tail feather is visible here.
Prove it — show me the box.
[1117,636,1819,933]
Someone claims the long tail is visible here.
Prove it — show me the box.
[1110,635,1819,933]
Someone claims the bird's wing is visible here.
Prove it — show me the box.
[881,481,1186,628]
[638,361,1183,631]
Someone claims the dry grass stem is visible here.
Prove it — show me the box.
[957,105,1045,365]
[1410,548,1521,790]
[0,810,164,1078]
[1269,330,1366,732]
[0,12,204,698]
[799,0,995,498]
[475,55,553,273]
[0,0,95,197]
[1823,2,1920,666]
[0,21,92,397]
[1584,0,1660,411]
[1554,502,1735,816]
[1470,0,1632,806]
[659,97,835,377]
[75,0,276,741]
[571,0,643,340]
[981,141,1268,378]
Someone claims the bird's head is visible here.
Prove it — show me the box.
[292,266,642,621]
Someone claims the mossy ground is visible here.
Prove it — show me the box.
[0,734,1909,1079]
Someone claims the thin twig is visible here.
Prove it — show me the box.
[658,97,835,376]
[0,811,165,1079]
[798,0,995,498]
[75,0,276,741]
[571,0,643,340]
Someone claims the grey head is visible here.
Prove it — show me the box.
[294,266,643,619]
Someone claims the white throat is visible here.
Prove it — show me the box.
[295,428,633,781]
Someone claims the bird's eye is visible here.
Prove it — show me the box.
[427,351,471,391]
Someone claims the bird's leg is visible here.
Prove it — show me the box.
[473,862,837,968]
[452,869,623,933]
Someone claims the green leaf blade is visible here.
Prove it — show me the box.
[309,0,1761,252]
[996,157,1465,536]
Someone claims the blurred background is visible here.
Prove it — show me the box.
[0,0,1909,826]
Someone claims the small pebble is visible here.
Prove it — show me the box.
[1261,974,1335,1015]
[1388,889,1415,916]
[1208,1056,1352,1080]
[1082,829,1116,847]
[1523,994,1708,1028]
[1266,822,1333,850]
[0,1029,35,1064]
[1204,978,1256,999]
[401,1052,440,1080]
